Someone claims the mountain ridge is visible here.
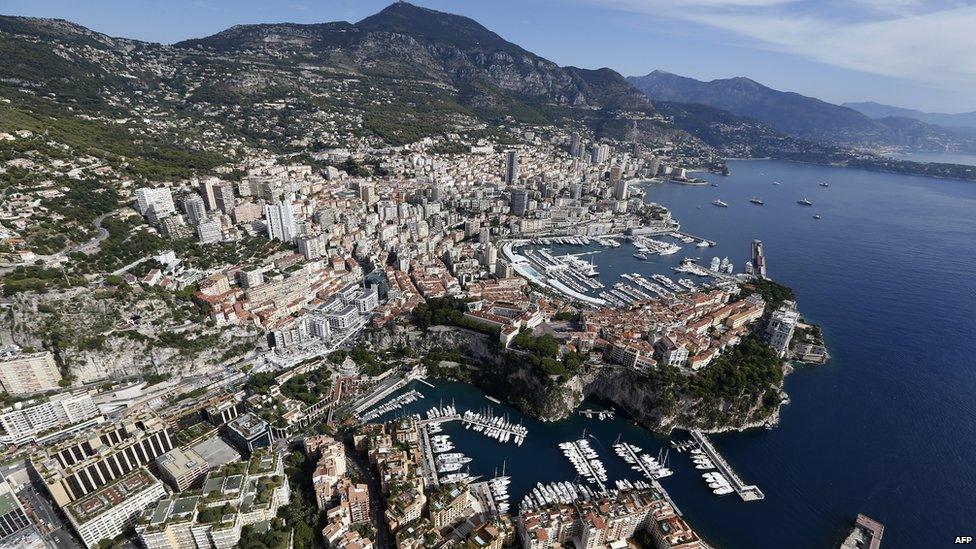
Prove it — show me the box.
[628,70,976,152]
[843,101,976,131]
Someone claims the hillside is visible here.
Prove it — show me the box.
[0,2,689,164]
[629,70,976,152]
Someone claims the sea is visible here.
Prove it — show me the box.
[365,159,976,548]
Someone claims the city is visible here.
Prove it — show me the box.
[1,1,974,548]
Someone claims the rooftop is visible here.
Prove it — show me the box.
[65,468,159,524]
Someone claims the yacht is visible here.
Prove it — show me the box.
[797,198,813,206]
[749,197,765,205]
[819,181,830,187]
[633,252,648,260]
[772,181,782,186]
[813,214,822,220]
[711,199,728,207]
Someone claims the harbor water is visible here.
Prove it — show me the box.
[366,159,976,548]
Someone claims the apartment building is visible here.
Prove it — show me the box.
[0,392,101,445]
[64,468,166,548]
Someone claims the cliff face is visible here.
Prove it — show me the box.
[390,325,784,434]
[586,367,782,434]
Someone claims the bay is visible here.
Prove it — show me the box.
[367,159,976,548]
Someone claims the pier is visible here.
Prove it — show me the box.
[419,422,441,487]
[676,230,716,247]
[578,409,615,420]
[690,430,764,501]
[614,442,684,516]
[560,440,607,491]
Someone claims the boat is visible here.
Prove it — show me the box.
[813,214,821,220]
[772,181,781,186]
[710,183,719,187]
[797,198,813,206]
[633,253,648,260]
[749,197,764,205]
[696,241,710,248]
[711,199,728,208]
[819,181,830,187]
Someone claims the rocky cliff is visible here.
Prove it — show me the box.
[374,324,785,434]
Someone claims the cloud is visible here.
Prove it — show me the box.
[578,0,976,89]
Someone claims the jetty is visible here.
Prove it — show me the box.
[578,408,615,420]
[675,230,716,247]
[614,441,684,515]
[690,430,764,501]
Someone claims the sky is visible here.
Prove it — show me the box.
[1,0,973,113]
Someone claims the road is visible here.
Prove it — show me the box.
[69,210,114,256]
[342,437,391,548]
[0,209,117,275]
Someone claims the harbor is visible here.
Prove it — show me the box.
[355,376,802,547]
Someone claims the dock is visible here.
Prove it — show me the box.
[561,440,607,492]
[676,230,716,247]
[614,442,684,515]
[578,408,615,420]
[840,514,884,549]
[690,431,764,501]
[418,422,441,488]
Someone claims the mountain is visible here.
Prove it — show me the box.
[843,101,976,131]
[628,70,976,151]
[177,2,654,115]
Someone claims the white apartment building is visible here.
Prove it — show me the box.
[65,468,166,548]
[134,187,176,219]
[0,392,100,445]
[767,301,800,358]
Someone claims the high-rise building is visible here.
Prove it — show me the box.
[751,239,767,279]
[297,233,328,260]
[569,133,582,158]
[358,182,377,207]
[510,189,528,217]
[0,350,61,396]
[570,183,583,200]
[610,165,623,183]
[590,143,610,164]
[647,156,661,177]
[264,196,296,243]
[613,178,629,201]
[505,150,518,184]
[134,187,176,219]
[197,177,218,211]
[214,182,236,214]
[196,217,222,244]
[182,195,206,227]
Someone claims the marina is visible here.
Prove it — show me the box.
[357,389,424,422]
